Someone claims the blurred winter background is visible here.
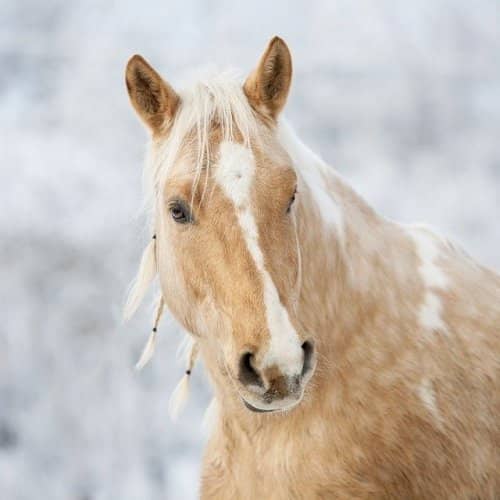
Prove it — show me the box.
[1,0,499,498]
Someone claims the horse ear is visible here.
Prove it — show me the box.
[243,36,292,119]
[125,55,179,133]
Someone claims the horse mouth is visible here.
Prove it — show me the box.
[242,399,276,413]
[241,396,302,414]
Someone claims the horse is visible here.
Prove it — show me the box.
[124,37,500,499]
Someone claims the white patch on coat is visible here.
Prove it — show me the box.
[277,120,343,234]
[216,141,303,377]
[410,228,449,335]
[418,378,441,423]
[420,292,448,333]
[411,228,448,289]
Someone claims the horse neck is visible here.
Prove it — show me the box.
[288,126,416,381]
[208,125,418,434]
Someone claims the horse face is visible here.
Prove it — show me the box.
[126,37,316,413]
[157,130,315,412]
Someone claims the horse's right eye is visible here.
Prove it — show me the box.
[169,201,192,224]
[286,186,297,214]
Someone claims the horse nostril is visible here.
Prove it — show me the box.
[301,341,314,376]
[238,352,263,387]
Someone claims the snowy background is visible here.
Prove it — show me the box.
[1,1,499,499]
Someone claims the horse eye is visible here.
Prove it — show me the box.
[169,201,191,224]
[286,188,297,214]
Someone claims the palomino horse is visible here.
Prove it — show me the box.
[124,37,500,499]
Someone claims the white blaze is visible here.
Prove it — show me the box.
[215,141,303,376]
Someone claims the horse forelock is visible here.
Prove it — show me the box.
[146,72,258,213]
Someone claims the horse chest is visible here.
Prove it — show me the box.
[202,424,376,500]
[229,437,314,499]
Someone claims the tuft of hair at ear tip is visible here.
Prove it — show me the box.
[269,35,286,48]
[123,238,157,320]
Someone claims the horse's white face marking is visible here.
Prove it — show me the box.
[410,228,449,335]
[215,141,304,378]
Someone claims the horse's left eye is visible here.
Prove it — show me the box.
[286,188,297,214]
[169,201,192,224]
